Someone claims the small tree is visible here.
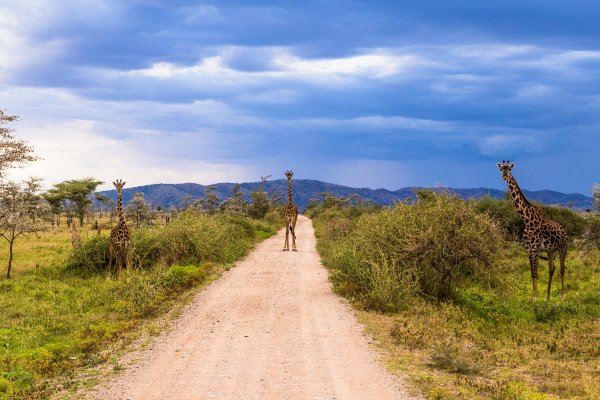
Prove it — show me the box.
[0,110,38,178]
[53,178,103,227]
[126,192,154,228]
[0,178,50,279]
[199,185,220,215]
[42,190,65,227]
[248,176,270,219]
[593,183,600,211]
[221,184,246,214]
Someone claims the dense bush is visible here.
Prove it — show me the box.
[162,264,206,291]
[319,194,502,307]
[475,197,587,239]
[65,211,273,273]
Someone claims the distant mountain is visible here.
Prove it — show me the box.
[97,180,595,211]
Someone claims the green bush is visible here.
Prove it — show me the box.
[162,264,206,291]
[65,235,110,272]
[319,194,502,306]
[475,197,586,240]
[66,211,265,273]
[130,228,162,269]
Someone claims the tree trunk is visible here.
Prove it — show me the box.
[6,239,14,279]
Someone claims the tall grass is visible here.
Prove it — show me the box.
[309,193,600,399]
[0,211,280,399]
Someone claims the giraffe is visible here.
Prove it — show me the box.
[70,224,81,248]
[108,179,131,279]
[497,161,568,301]
[283,170,298,251]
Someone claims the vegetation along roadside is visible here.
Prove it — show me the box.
[306,190,600,400]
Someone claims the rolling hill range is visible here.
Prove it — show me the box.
[97,179,595,211]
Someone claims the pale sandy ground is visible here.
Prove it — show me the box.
[88,215,419,400]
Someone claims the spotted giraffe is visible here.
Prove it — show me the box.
[497,161,568,301]
[283,170,298,251]
[109,179,131,279]
[70,224,81,248]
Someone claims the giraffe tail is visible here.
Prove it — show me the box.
[289,225,296,239]
[539,255,548,261]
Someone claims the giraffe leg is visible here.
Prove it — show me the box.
[546,251,556,303]
[284,225,289,251]
[117,247,122,281]
[528,252,539,300]
[559,248,567,298]
[291,220,297,251]
[108,241,114,279]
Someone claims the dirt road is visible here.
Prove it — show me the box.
[90,215,417,399]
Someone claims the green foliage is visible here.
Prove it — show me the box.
[475,196,586,239]
[317,194,501,306]
[65,235,110,271]
[474,197,523,239]
[66,211,273,272]
[248,190,270,219]
[162,264,206,291]
[539,204,586,238]
[1,210,281,398]
[126,192,154,228]
[50,178,103,227]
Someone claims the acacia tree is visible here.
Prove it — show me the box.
[199,185,220,215]
[221,184,246,214]
[42,190,65,227]
[53,178,103,227]
[0,178,50,279]
[126,192,154,227]
[248,176,270,219]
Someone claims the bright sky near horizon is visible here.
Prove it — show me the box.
[1,1,599,194]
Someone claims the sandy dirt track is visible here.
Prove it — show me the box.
[90,215,417,399]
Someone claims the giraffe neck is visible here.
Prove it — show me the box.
[117,189,125,221]
[506,174,538,221]
[287,178,293,205]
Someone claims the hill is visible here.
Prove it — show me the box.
[97,180,594,211]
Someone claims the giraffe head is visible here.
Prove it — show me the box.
[497,160,515,182]
[113,179,126,192]
[285,170,294,180]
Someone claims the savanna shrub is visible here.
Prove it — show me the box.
[475,197,523,239]
[476,197,586,240]
[65,235,110,271]
[323,194,502,306]
[539,205,586,238]
[162,264,206,291]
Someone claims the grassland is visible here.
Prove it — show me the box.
[0,210,283,399]
[307,196,600,400]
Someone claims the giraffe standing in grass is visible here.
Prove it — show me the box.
[283,170,298,251]
[497,161,568,301]
[71,224,81,248]
[109,179,131,279]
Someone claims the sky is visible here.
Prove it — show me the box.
[1,0,599,194]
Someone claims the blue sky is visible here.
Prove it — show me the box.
[1,1,599,194]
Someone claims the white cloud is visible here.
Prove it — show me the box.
[7,119,260,190]
[476,134,541,156]
[124,47,427,87]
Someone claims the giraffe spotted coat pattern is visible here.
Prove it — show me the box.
[109,179,131,279]
[497,161,568,301]
[283,170,298,251]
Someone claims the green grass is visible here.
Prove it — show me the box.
[308,199,600,400]
[0,212,282,399]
